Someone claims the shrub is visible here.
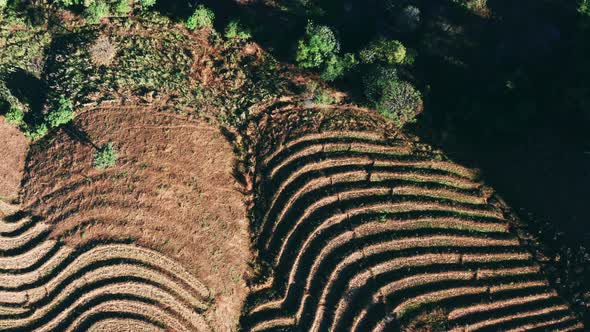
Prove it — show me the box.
[139,0,157,8]
[5,107,24,126]
[376,81,422,127]
[90,35,117,66]
[0,0,7,8]
[360,39,407,65]
[94,142,118,169]
[320,53,358,81]
[225,20,251,40]
[85,1,109,24]
[115,0,132,15]
[296,21,340,69]
[185,5,214,30]
[24,123,48,141]
[46,97,74,128]
[363,65,399,104]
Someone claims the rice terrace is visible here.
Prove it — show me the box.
[1,1,589,331]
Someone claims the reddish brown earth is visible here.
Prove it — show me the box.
[21,104,251,330]
[0,116,28,203]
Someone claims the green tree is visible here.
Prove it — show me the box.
[85,1,109,24]
[321,53,358,81]
[46,97,74,128]
[94,142,118,169]
[139,0,157,8]
[296,21,340,69]
[359,39,407,65]
[185,5,214,30]
[115,0,132,15]
[376,81,422,127]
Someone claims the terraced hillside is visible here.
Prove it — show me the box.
[0,202,211,331]
[240,105,584,331]
[19,104,251,330]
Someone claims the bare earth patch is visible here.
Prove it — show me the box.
[22,105,250,331]
[0,116,28,203]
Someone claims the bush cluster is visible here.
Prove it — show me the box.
[225,20,251,40]
[360,39,407,65]
[185,5,215,30]
[4,107,24,125]
[53,0,158,24]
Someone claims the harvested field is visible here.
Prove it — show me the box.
[20,105,251,331]
[0,209,211,331]
[0,117,28,203]
[240,106,584,331]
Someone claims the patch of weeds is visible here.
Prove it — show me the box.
[305,81,335,105]
[4,107,24,126]
[94,142,118,169]
[401,308,448,332]
[225,20,251,40]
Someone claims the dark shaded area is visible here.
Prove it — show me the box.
[155,0,590,322]
[157,0,590,242]
[2,67,48,120]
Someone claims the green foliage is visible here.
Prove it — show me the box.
[85,1,109,24]
[115,0,132,15]
[377,81,422,127]
[4,107,24,126]
[579,0,590,16]
[0,0,7,8]
[360,39,407,65]
[94,142,118,169]
[46,97,74,128]
[320,53,358,81]
[363,65,399,104]
[185,5,214,30]
[363,66,421,127]
[47,24,193,104]
[24,123,48,141]
[139,0,157,8]
[296,21,340,69]
[54,0,84,6]
[225,20,251,40]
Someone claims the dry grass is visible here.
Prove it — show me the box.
[22,105,250,331]
[89,35,117,67]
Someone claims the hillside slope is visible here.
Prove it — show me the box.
[240,104,584,331]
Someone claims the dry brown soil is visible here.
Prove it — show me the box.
[0,116,28,203]
[21,104,251,331]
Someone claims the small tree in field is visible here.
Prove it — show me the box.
[94,142,118,169]
[296,21,340,69]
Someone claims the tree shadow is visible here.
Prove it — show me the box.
[154,0,590,244]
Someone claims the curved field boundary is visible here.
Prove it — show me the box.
[0,210,212,331]
[241,129,583,331]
